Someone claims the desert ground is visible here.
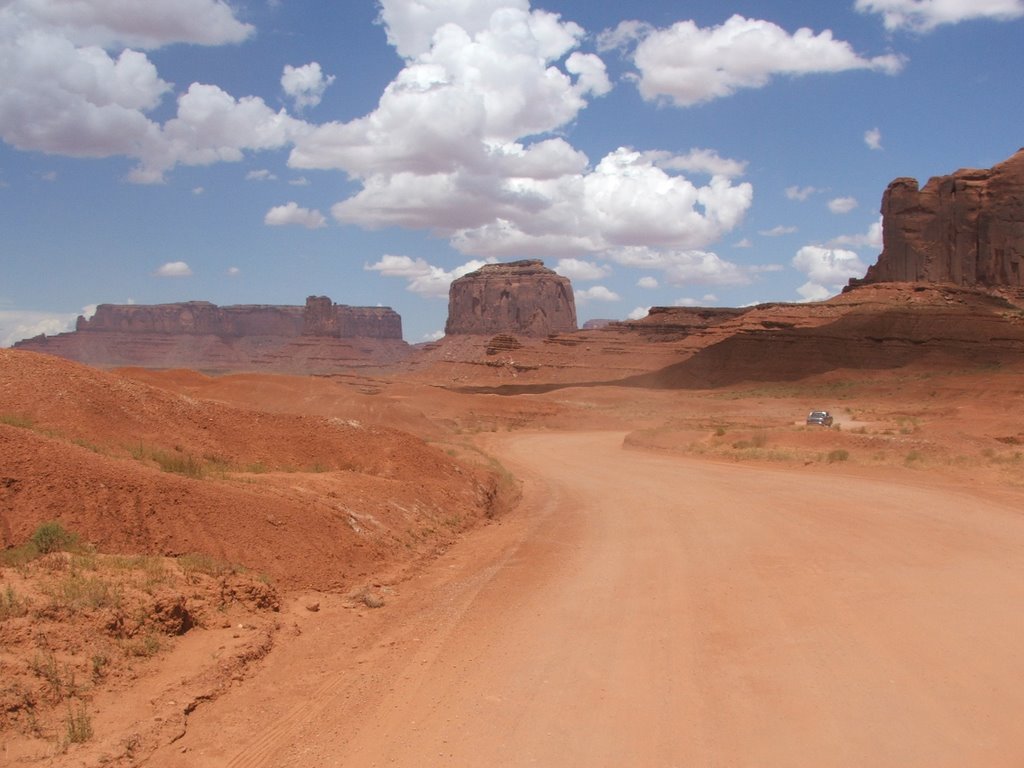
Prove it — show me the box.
[3,325,1024,765]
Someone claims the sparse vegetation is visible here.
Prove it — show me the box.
[151,448,205,478]
[354,588,385,609]
[0,532,280,749]
[121,632,162,658]
[827,449,850,463]
[45,571,123,612]
[732,430,768,450]
[31,521,79,555]
[71,437,103,454]
[1,583,30,619]
[176,552,238,579]
[29,649,73,703]
[90,650,110,680]
[982,447,1023,464]
[897,417,920,435]
[1,522,82,568]
[0,412,35,429]
[63,701,93,744]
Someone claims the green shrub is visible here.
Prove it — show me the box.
[31,521,79,555]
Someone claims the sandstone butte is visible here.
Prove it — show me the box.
[852,146,1024,288]
[445,259,577,337]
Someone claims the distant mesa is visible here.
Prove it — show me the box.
[445,259,577,337]
[853,147,1024,289]
[14,296,408,372]
[74,296,402,339]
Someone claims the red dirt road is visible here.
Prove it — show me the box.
[152,431,1024,767]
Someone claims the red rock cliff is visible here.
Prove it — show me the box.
[15,296,407,372]
[75,297,402,340]
[855,148,1024,288]
[445,260,577,337]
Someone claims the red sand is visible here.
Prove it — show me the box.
[3,307,1024,765]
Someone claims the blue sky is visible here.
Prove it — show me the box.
[2,0,1023,345]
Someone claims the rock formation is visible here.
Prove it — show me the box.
[14,297,407,372]
[73,296,402,339]
[445,260,577,337]
[302,296,403,338]
[854,148,1024,288]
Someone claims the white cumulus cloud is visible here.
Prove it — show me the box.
[673,295,717,307]
[447,148,753,257]
[608,246,749,286]
[12,0,254,49]
[644,148,747,178]
[0,0,285,181]
[377,0,532,59]
[610,14,903,107]
[155,261,192,277]
[828,196,858,214]
[827,218,884,250]
[856,0,1024,31]
[556,258,610,281]
[786,185,818,201]
[132,83,307,183]
[264,202,327,229]
[287,4,751,262]
[365,254,493,298]
[575,285,621,303]
[281,62,335,111]
[792,245,868,301]
[864,127,883,150]
[637,276,659,289]
[0,309,78,346]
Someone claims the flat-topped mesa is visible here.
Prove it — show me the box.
[853,148,1024,289]
[74,297,402,340]
[16,295,407,372]
[445,259,577,337]
[78,302,306,336]
[302,296,403,339]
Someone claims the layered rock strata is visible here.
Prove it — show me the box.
[74,297,402,339]
[855,148,1024,288]
[445,260,577,337]
[15,296,407,371]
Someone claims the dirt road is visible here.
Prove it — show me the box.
[152,431,1024,767]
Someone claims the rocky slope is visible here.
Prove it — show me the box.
[0,349,504,590]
